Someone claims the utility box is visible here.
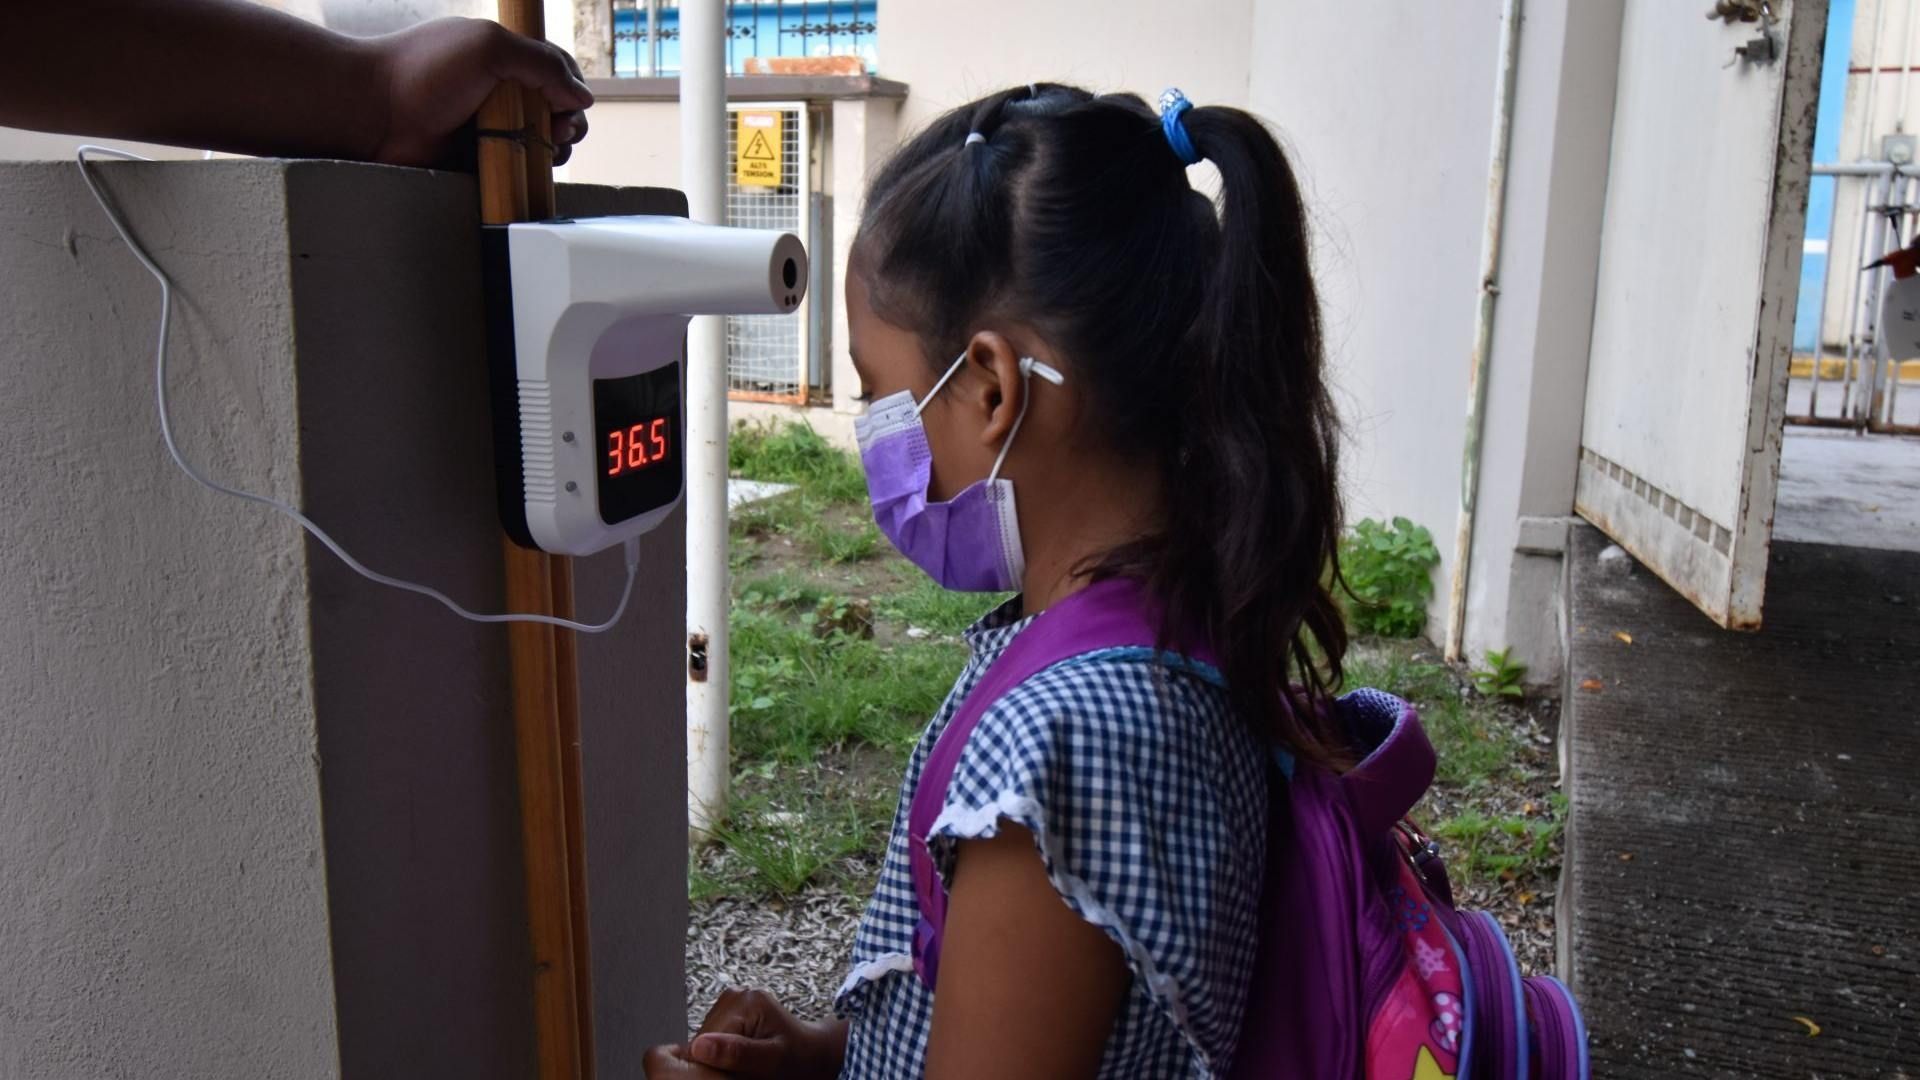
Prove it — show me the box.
[0,159,688,1078]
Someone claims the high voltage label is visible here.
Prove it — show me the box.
[735,110,782,188]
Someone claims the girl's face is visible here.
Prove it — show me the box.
[845,262,1028,502]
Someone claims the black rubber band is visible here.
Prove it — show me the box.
[475,126,559,156]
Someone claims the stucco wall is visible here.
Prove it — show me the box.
[567,100,685,191]
[1245,3,1502,636]
[879,0,1254,135]
[1466,0,1625,671]
[1242,1,1624,671]
[0,159,337,1079]
[0,159,689,1077]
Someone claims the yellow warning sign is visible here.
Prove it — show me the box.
[735,110,783,188]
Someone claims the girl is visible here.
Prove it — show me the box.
[647,82,1346,1079]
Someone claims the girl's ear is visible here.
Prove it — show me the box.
[959,331,1026,449]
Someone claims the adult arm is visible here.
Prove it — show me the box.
[0,0,592,165]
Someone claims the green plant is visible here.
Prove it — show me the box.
[1472,647,1527,699]
[1339,517,1441,638]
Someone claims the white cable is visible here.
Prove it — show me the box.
[75,145,637,634]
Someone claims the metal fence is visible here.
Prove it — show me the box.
[612,1,879,77]
[725,103,812,403]
[1792,162,1920,435]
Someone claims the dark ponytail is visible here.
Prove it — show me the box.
[857,86,1350,764]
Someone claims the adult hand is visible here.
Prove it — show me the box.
[645,988,846,1079]
[365,17,593,167]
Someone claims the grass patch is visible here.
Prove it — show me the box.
[799,516,882,564]
[730,489,820,540]
[738,572,834,612]
[731,600,963,765]
[706,553,967,900]
[691,783,893,902]
[731,421,868,505]
[1428,794,1568,882]
[874,578,1006,637]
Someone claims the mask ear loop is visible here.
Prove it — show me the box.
[987,357,1066,482]
[913,352,972,418]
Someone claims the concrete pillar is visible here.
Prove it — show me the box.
[571,0,614,76]
[0,159,687,1078]
[1463,0,1627,680]
[829,95,901,414]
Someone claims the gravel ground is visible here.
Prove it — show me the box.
[684,850,873,1031]
[683,664,1566,1032]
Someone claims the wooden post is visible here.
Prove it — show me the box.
[479,4,595,1077]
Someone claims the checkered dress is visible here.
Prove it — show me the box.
[834,598,1269,1078]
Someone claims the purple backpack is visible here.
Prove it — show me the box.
[909,579,1589,1079]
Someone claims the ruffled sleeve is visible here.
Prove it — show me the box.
[923,651,1268,1072]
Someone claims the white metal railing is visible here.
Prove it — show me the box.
[1794,162,1920,434]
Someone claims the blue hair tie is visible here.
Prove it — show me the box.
[1158,88,1201,166]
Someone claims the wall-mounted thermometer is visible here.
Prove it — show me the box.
[484,216,807,555]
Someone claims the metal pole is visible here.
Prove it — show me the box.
[682,0,730,840]
[1809,187,1842,416]
[1862,0,1892,158]
[1858,171,1900,429]
[1840,169,1889,419]
[1812,162,1916,175]
[644,0,661,76]
[1807,167,1917,424]
[1444,0,1522,664]
[1898,0,1918,133]
[1888,184,1910,426]
[1869,175,1912,426]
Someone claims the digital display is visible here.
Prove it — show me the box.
[592,364,683,525]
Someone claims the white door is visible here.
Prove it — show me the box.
[1577,0,1826,629]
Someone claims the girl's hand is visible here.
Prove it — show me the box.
[640,1043,729,1079]
[648,988,846,1079]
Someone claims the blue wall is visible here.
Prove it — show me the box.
[1795,0,1856,352]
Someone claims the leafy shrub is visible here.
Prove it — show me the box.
[1339,517,1440,638]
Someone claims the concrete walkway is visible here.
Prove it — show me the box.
[1563,524,1919,1076]
[1775,429,1920,552]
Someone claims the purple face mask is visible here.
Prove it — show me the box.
[853,352,1066,593]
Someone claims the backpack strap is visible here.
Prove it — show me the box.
[907,578,1210,989]
[1335,690,1436,838]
